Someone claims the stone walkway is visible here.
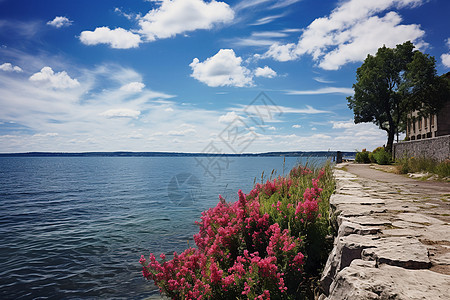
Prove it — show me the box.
[320,163,450,300]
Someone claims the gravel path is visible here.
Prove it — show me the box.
[345,163,450,195]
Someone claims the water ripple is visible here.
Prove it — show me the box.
[0,156,310,299]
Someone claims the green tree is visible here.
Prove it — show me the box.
[347,41,449,153]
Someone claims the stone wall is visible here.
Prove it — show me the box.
[393,134,450,161]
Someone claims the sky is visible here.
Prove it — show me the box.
[0,0,449,153]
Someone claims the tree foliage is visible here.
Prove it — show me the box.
[347,41,450,152]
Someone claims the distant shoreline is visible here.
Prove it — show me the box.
[0,151,356,158]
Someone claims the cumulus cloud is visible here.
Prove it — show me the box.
[264,0,426,70]
[47,16,73,28]
[80,0,233,48]
[292,124,301,128]
[0,62,22,72]
[138,0,234,41]
[29,67,80,89]
[331,120,355,129]
[219,111,240,123]
[120,82,145,93]
[441,38,450,68]
[99,108,141,119]
[190,49,253,87]
[80,27,141,49]
[265,43,297,61]
[442,54,450,68]
[254,66,277,78]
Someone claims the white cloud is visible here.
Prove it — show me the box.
[265,43,297,61]
[231,30,294,47]
[313,77,334,84]
[29,67,80,89]
[233,104,329,115]
[254,66,277,78]
[292,124,301,128]
[282,105,330,114]
[47,16,73,28]
[234,0,272,11]
[441,38,450,68]
[0,60,187,152]
[234,0,300,11]
[269,0,302,9]
[285,87,353,95]
[80,27,141,49]
[232,38,279,47]
[442,54,450,68]
[99,108,141,119]
[264,0,426,70]
[252,31,288,38]
[167,128,196,136]
[312,133,331,139]
[219,111,240,123]
[333,121,387,150]
[80,0,233,48]
[120,82,145,93]
[331,120,355,129]
[0,62,22,72]
[251,14,286,26]
[138,0,234,41]
[34,132,59,137]
[114,8,136,20]
[190,49,253,87]
[0,20,40,38]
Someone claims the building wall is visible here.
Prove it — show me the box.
[406,101,450,141]
[437,102,450,136]
[393,134,450,161]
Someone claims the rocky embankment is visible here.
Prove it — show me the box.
[319,163,450,299]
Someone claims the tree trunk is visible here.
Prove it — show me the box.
[385,110,396,154]
[386,128,395,154]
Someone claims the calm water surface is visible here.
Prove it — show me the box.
[0,156,326,299]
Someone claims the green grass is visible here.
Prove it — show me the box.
[395,156,450,178]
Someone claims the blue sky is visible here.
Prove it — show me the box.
[0,0,448,153]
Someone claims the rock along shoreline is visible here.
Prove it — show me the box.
[319,163,450,300]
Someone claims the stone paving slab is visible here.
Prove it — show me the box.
[325,259,450,300]
[320,163,450,299]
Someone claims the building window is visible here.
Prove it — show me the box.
[424,116,428,129]
[418,118,422,130]
[431,114,435,127]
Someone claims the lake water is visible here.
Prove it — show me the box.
[0,156,328,299]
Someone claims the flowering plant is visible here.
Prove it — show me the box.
[140,163,334,299]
